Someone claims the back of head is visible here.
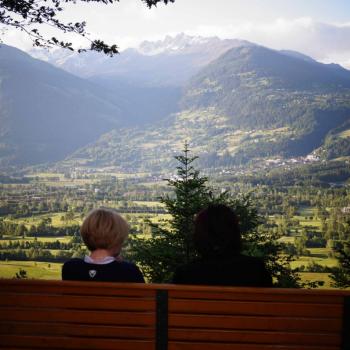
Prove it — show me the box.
[194,204,241,259]
[80,208,129,252]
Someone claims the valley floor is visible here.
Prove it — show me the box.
[0,167,349,288]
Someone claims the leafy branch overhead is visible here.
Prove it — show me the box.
[0,0,175,55]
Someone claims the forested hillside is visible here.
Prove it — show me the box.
[69,43,350,170]
[180,45,350,156]
[1,36,350,169]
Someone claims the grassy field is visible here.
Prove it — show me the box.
[293,216,322,229]
[278,236,295,244]
[26,172,96,186]
[131,200,164,207]
[0,261,62,279]
[5,212,81,228]
[0,236,71,244]
[0,198,345,288]
[291,256,338,269]
[298,272,333,288]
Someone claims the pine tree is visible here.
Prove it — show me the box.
[130,144,301,286]
[163,143,210,263]
[130,143,211,282]
[330,242,350,288]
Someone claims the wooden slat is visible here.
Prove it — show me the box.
[0,335,154,350]
[0,322,154,340]
[0,348,40,350]
[168,290,344,304]
[169,314,342,332]
[168,329,340,346]
[0,308,154,326]
[2,280,350,296]
[0,285,155,298]
[0,294,154,311]
[168,342,339,350]
[164,284,350,297]
[1,280,349,299]
[169,300,342,318]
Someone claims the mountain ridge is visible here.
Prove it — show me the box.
[68,44,350,170]
[29,34,249,86]
[2,36,350,170]
[0,45,124,166]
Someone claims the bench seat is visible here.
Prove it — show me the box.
[0,279,349,350]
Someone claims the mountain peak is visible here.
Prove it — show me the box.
[137,33,244,56]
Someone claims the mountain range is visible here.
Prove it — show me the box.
[1,34,350,170]
[0,45,126,166]
[31,33,247,86]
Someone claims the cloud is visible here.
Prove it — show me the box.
[187,18,350,69]
[2,6,350,70]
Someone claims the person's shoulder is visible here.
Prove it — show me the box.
[118,260,137,267]
[114,260,145,282]
[237,254,272,286]
[63,258,84,267]
[172,260,203,284]
[62,258,86,280]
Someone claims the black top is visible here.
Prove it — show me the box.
[62,258,145,283]
[172,254,272,287]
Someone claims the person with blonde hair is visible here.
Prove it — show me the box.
[62,208,144,282]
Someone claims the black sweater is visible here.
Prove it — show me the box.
[62,258,145,283]
[173,254,272,287]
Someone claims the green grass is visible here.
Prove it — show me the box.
[6,212,81,228]
[131,200,164,207]
[293,216,322,229]
[291,256,338,269]
[0,261,62,279]
[297,206,314,216]
[308,247,331,257]
[278,236,295,244]
[0,236,72,244]
[298,272,333,289]
[26,172,65,179]
[26,172,95,186]
[105,172,150,179]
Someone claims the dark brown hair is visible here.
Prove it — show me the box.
[194,204,241,258]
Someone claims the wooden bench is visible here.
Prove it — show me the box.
[0,279,349,350]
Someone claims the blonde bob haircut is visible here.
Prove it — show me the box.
[80,208,129,252]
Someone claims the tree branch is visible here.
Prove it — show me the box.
[0,0,175,55]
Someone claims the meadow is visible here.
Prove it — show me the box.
[0,261,61,279]
[0,209,337,287]
[0,169,348,289]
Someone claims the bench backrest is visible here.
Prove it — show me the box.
[1,279,349,350]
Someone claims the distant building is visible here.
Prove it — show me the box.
[305,154,319,162]
[341,207,350,214]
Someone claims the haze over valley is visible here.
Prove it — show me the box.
[1,33,350,173]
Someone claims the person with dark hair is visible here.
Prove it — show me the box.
[172,204,272,286]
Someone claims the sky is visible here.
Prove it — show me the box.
[2,0,350,68]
